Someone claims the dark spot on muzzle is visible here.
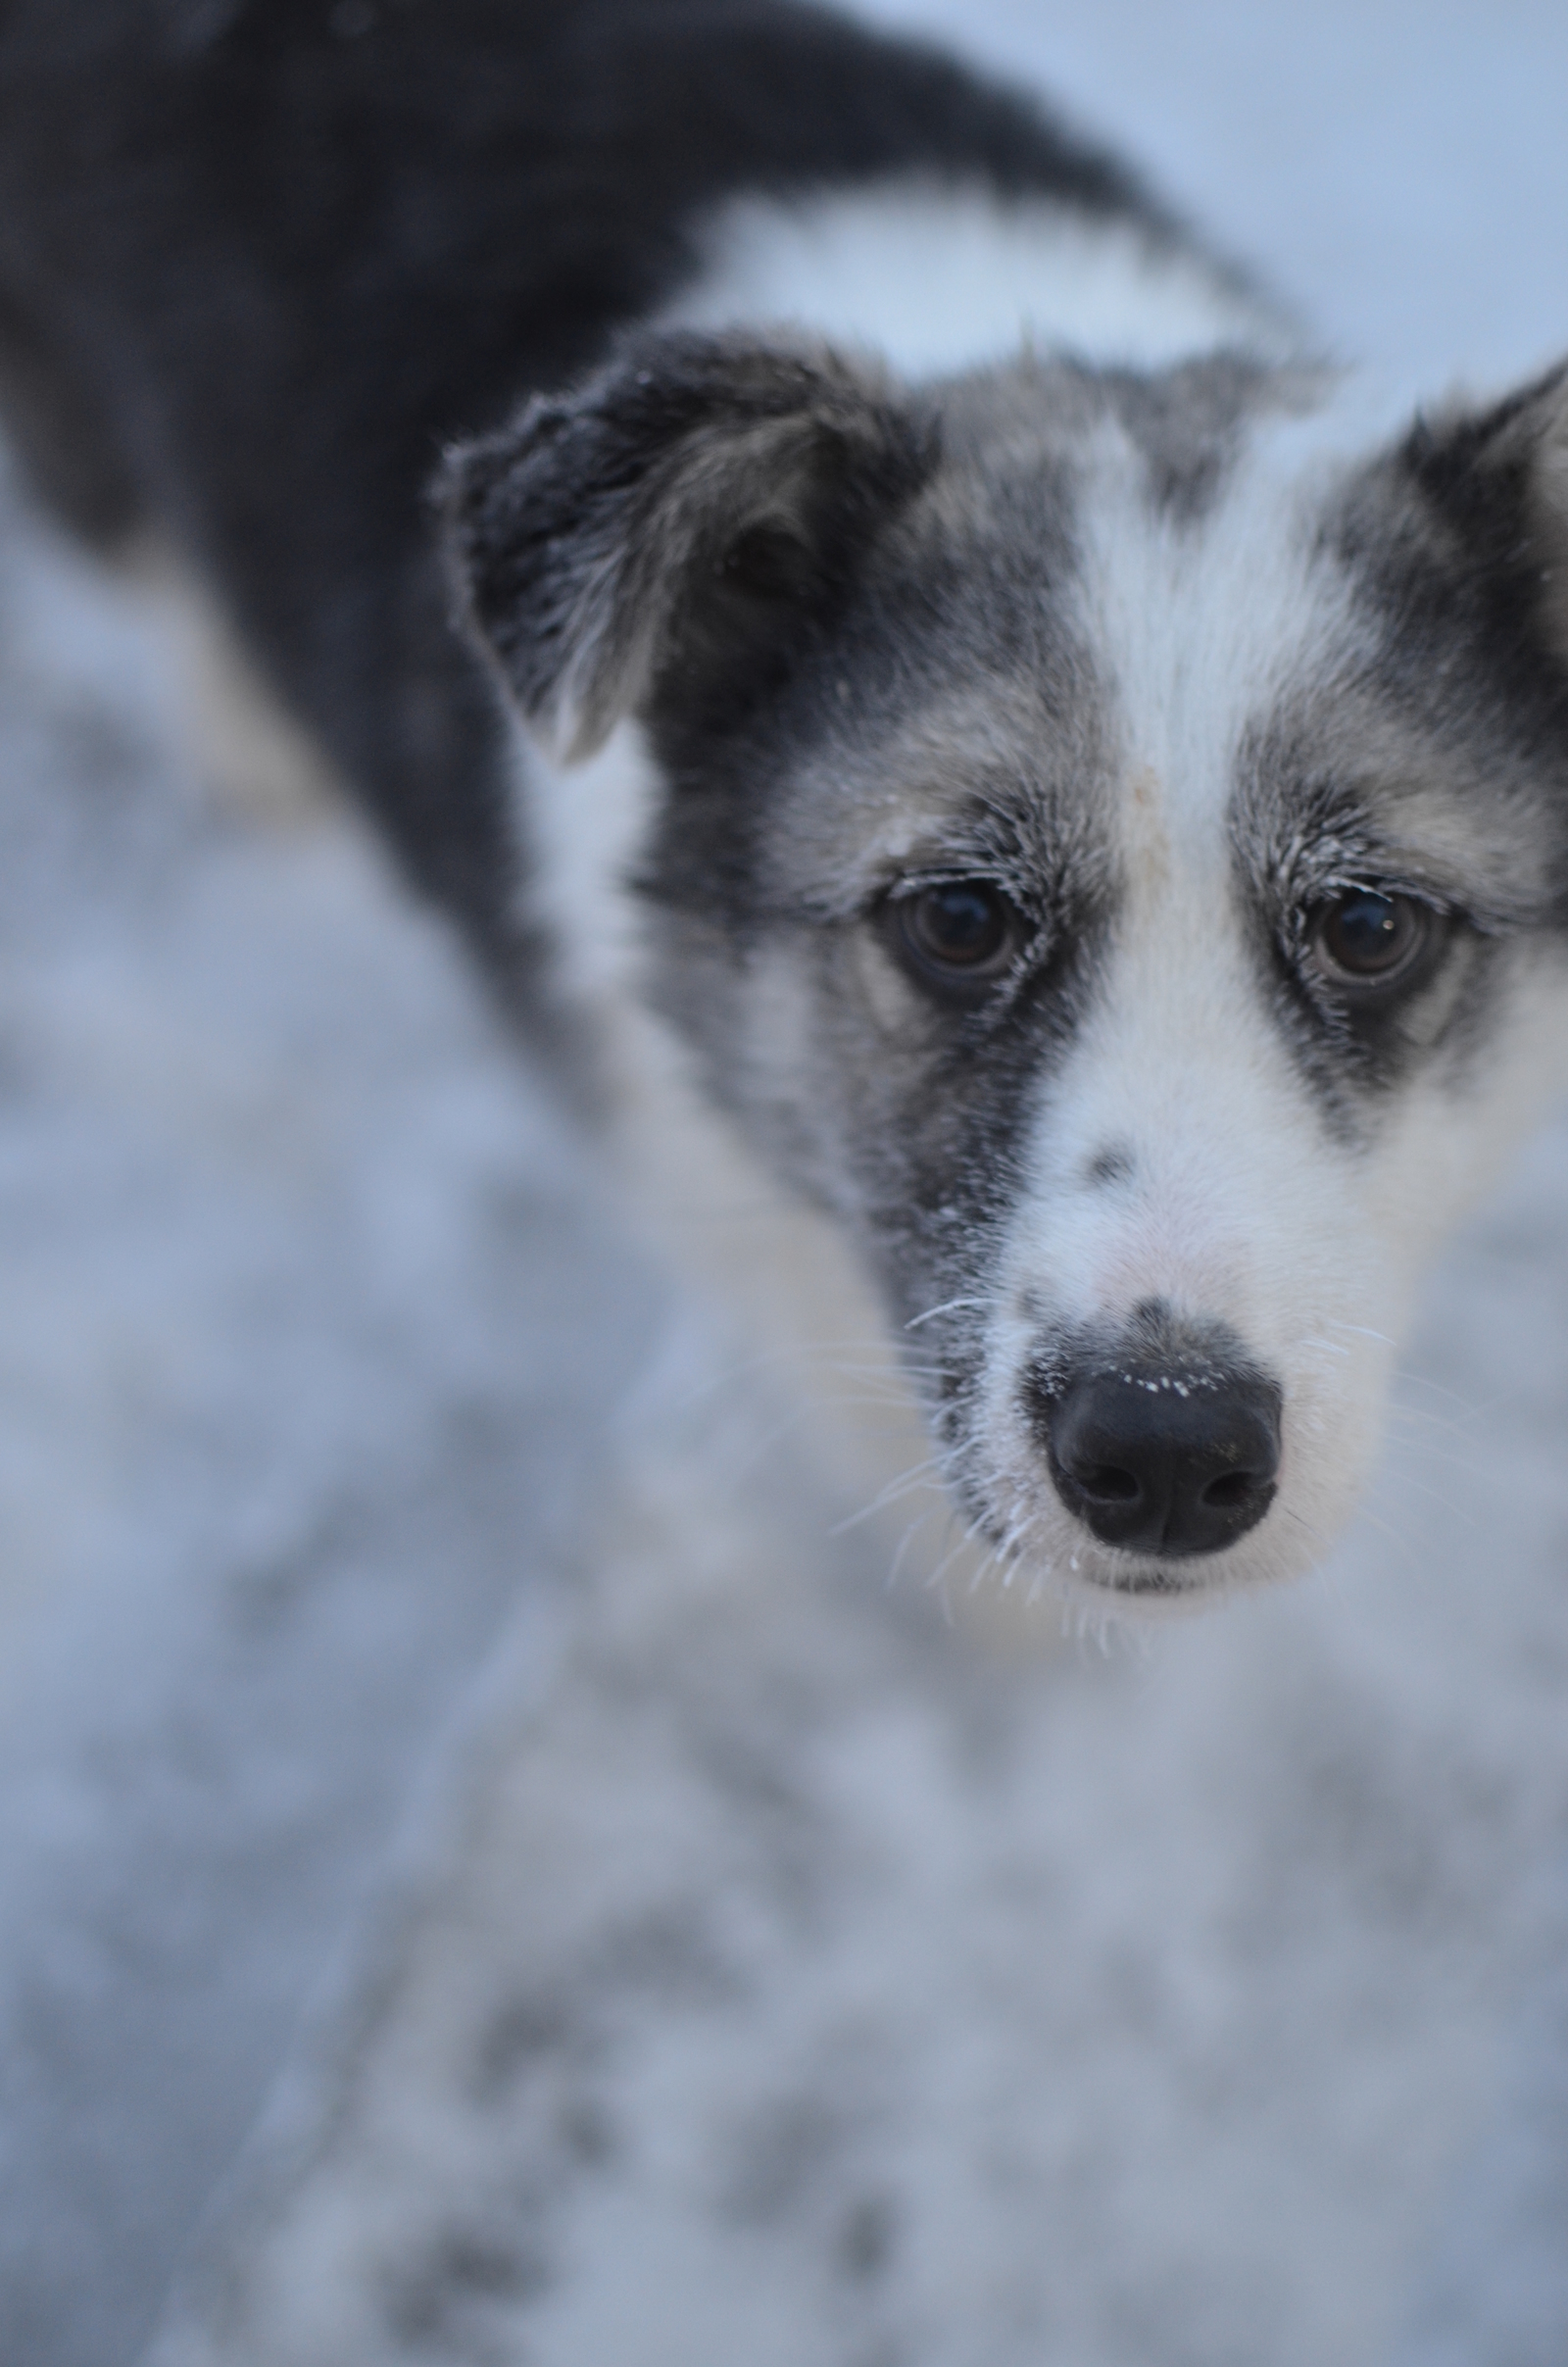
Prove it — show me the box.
[1030,1352,1282,1559]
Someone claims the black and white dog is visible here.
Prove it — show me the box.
[5,0,1568,1612]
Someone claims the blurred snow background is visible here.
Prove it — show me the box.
[3,3,1568,2362]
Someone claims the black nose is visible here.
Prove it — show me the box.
[1039,1364,1282,1558]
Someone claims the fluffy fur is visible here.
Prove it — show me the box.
[447,297,1568,1608]
[6,0,1568,1611]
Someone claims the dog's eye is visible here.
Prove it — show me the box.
[890,880,1020,996]
[1308,889,1432,990]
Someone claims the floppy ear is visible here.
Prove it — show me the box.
[1398,359,1568,666]
[441,332,931,762]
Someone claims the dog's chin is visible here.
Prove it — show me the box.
[969,1486,1336,1621]
[1032,1551,1238,1621]
[1028,1537,1288,1621]
[1079,1547,1268,1613]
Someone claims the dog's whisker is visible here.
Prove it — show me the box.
[925,1506,984,1597]
[670,1337,922,1399]
[1347,1502,1422,1573]
[1378,1433,1491,1487]
[1380,1400,1486,1439]
[1376,1469,1480,1527]
[905,1296,987,1332]
[829,1455,950,1537]
[886,1507,940,1592]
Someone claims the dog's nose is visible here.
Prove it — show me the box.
[1039,1365,1281,1558]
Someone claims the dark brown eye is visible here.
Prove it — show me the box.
[1309,889,1430,988]
[893,880,1019,995]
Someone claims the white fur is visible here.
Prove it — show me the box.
[518,716,658,1004]
[661,180,1281,376]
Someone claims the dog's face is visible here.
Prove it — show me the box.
[447,336,1568,1605]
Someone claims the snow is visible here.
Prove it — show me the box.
[3,5,1568,2363]
[0,505,663,2361]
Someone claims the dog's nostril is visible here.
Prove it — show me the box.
[1033,1359,1282,1560]
[1080,1462,1140,1504]
[1200,1470,1254,1509]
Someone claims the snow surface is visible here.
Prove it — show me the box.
[2,4,1568,2363]
[0,502,664,2361]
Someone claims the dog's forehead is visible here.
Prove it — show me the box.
[776,368,1370,897]
[762,358,1556,937]
[1063,411,1361,850]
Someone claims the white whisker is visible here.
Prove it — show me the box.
[905,1295,987,1332]
[829,1455,949,1537]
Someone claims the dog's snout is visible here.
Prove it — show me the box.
[1035,1359,1282,1559]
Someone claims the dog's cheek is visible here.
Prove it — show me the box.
[1361,937,1568,1256]
[720,931,1016,1346]
[848,926,935,1044]
[808,950,972,1237]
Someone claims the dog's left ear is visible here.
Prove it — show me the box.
[1397,360,1568,663]
[441,332,931,762]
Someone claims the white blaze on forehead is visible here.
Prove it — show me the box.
[1072,421,1364,855]
[1003,432,1378,1348]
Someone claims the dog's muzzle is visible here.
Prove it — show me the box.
[1027,1325,1282,1560]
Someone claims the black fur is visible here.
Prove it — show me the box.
[1317,370,1568,952]
[1392,370,1568,788]
[446,332,935,758]
[0,0,1171,1019]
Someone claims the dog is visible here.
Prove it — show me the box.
[5,5,1560,2358]
[4,0,1568,1631]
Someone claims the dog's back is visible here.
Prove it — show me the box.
[0,0,1172,1014]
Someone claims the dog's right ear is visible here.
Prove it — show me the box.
[441,333,931,762]
[1396,359,1568,668]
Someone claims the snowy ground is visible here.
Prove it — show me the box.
[3,5,1568,2363]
